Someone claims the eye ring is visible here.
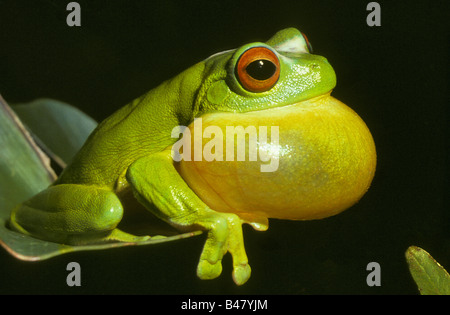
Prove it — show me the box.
[235,47,280,93]
[301,32,313,53]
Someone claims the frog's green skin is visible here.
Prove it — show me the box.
[10,28,335,285]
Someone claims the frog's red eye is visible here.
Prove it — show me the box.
[236,47,280,93]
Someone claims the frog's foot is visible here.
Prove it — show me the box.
[196,213,251,286]
[104,228,165,243]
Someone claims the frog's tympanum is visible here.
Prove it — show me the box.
[10,28,376,285]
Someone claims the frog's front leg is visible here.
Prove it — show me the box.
[10,184,152,245]
[126,149,251,285]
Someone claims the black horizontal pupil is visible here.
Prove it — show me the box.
[246,59,276,80]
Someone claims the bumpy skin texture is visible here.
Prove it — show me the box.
[9,28,375,285]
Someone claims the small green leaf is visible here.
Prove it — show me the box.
[405,246,450,295]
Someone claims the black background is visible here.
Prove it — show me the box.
[0,0,448,295]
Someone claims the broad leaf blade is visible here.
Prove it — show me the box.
[405,246,450,295]
[0,94,59,259]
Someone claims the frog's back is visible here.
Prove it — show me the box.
[55,89,181,189]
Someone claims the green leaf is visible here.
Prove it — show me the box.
[405,246,450,295]
[12,98,98,166]
[0,95,201,261]
[0,94,58,259]
[0,95,56,217]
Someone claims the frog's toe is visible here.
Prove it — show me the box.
[232,263,251,286]
[134,235,152,242]
[106,229,153,243]
[149,235,166,240]
[197,259,223,280]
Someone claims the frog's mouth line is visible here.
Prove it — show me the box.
[201,91,332,120]
[247,91,332,114]
[203,91,333,118]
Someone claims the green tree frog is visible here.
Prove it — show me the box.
[10,28,376,285]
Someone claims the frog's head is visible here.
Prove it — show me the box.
[195,28,336,115]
